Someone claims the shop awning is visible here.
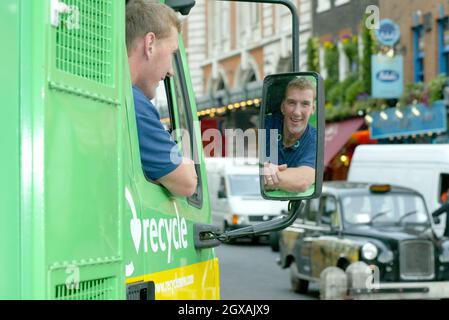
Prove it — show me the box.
[369,101,447,139]
[325,117,365,166]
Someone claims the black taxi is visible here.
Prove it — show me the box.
[278,182,449,298]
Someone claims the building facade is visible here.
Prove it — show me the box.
[183,0,312,107]
[379,0,448,84]
[183,0,313,156]
[182,0,449,175]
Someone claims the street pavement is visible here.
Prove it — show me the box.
[216,238,319,300]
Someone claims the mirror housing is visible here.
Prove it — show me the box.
[258,72,324,201]
[165,0,196,15]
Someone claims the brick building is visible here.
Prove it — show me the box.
[379,0,448,84]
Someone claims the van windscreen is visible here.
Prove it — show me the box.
[228,175,260,197]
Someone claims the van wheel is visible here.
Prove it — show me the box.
[290,263,309,294]
[269,232,280,252]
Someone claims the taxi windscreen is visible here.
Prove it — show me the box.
[341,193,429,226]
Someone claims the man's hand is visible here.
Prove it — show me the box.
[263,162,287,190]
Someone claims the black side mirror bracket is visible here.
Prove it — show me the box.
[215,200,304,242]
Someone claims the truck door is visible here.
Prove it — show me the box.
[124,37,218,299]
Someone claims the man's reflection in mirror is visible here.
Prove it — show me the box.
[264,77,317,193]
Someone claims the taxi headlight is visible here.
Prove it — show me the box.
[361,243,378,260]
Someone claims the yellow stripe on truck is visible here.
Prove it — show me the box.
[126,258,220,300]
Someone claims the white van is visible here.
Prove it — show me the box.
[347,144,449,235]
[205,157,288,239]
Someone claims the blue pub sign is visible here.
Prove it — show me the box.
[372,54,404,99]
[376,19,401,46]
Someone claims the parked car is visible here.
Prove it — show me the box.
[279,181,449,299]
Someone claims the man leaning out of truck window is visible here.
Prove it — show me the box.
[126,0,197,197]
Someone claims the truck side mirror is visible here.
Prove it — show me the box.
[434,216,441,224]
[259,72,324,201]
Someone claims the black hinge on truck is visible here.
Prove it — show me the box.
[126,281,156,300]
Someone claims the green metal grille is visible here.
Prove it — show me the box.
[55,277,116,300]
[56,0,113,86]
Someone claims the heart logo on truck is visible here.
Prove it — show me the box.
[125,188,141,254]
[130,218,142,254]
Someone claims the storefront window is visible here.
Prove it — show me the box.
[413,25,425,82]
[438,17,449,76]
[443,20,449,47]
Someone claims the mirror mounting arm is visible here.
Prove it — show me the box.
[215,200,304,242]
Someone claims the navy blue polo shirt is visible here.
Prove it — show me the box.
[133,85,182,180]
[265,113,316,168]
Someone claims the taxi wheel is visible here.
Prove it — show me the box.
[290,263,309,294]
[269,231,280,252]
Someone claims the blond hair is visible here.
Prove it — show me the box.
[126,0,182,51]
[284,77,316,99]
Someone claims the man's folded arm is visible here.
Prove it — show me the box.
[277,166,315,193]
[157,158,198,197]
